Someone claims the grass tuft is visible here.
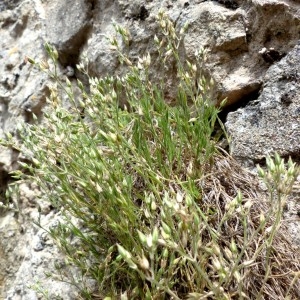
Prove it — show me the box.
[1,11,300,299]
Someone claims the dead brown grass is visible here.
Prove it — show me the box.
[198,149,300,299]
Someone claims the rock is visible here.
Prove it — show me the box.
[0,1,48,174]
[3,211,81,300]
[226,44,300,163]
[83,0,300,106]
[45,0,93,65]
[0,0,23,13]
[0,213,26,299]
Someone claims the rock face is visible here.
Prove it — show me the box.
[0,0,299,298]
[226,44,300,164]
[0,211,80,300]
[45,0,93,65]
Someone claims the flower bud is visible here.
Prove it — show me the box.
[230,239,237,253]
[139,256,150,270]
[257,165,265,178]
[138,230,147,244]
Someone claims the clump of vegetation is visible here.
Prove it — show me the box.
[2,11,300,299]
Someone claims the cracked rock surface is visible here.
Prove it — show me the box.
[226,44,300,164]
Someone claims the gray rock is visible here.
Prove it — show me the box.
[45,0,93,65]
[3,210,81,300]
[84,0,300,105]
[0,0,23,12]
[226,44,300,163]
[0,1,48,174]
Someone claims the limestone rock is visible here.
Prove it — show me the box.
[2,210,81,300]
[45,0,93,65]
[0,0,23,12]
[84,0,300,105]
[226,44,300,163]
[0,1,48,175]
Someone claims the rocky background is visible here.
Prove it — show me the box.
[0,0,299,299]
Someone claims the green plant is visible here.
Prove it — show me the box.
[2,11,300,299]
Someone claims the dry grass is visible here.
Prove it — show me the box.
[198,150,300,299]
